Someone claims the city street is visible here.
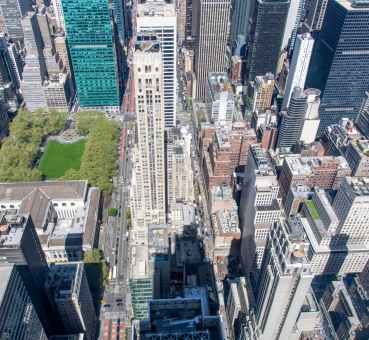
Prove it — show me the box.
[99,120,133,339]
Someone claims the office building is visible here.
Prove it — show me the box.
[306,0,369,134]
[356,91,369,138]
[0,181,100,263]
[249,73,275,114]
[300,187,369,275]
[62,0,120,112]
[46,262,96,340]
[323,118,360,156]
[129,245,153,320]
[332,177,369,246]
[320,275,369,339]
[300,88,321,144]
[240,145,281,274]
[279,155,351,200]
[207,73,235,124]
[43,73,72,111]
[345,139,369,177]
[193,0,231,100]
[281,0,304,51]
[21,11,48,111]
[135,295,223,340]
[305,0,329,32]
[229,0,254,46]
[282,33,314,109]
[246,0,290,81]
[202,122,256,190]
[136,0,177,127]
[166,126,194,216]
[0,265,47,340]
[0,213,58,334]
[277,87,308,149]
[130,37,166,237]
[254,218,314,340]
[0,0,25,41]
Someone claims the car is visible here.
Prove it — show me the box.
[117,302,123,306]
[116,298,123,302]
[103,304,111,308]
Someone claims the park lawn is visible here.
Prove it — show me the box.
[39,139,86,179]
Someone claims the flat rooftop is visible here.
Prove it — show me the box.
[285,156,350,176]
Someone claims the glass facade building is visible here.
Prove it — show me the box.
[246,0,290,81]
[306,0,369,134]
[129,277,153,320]
[62,0,120,110]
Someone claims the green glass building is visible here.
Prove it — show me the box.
[62,0,120,110]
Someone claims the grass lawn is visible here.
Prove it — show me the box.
[306,200,320,220]
[39,139,86,179]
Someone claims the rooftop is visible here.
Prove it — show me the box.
[0,180,88,202]
[208,73,233,98]
[214,208,240,235]
[131,245,150,279]
[0,214,30,248]
[137,0,176,17]
[338,0,369,11]
[250,144,276,175]
[285,155,350,176]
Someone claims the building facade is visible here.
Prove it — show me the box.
[193,0,231,100]
[136,0,177,128]
[306,0,369,133]
[246,0,290,81]
[131,38,166,237]
[62,0,120,112]
[282,33,314,109]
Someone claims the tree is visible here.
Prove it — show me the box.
[75,110,105,135]
[0,109,68,182]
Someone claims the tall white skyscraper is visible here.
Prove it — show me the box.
[282,33,314,109]
[136,0,177,128]
[130,37,166,242]
[281,0,304,51]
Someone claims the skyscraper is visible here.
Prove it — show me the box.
[46,262,97,340]
[0,213,55,334]
[130,37,166,237]
[281,0,304,51]
[0,265,47,340]
[20,11,48,111]
[62,0,121,113]
[246,0,290,81]
[282,33,314,109]
[229,0,254,46]
[277,87,307,149]
[254,218,314,340]
[240,144,281,275]
[136,0,177,128]
[306,0,369,134]
[193,0,231,100]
